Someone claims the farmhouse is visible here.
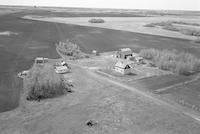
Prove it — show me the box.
[116,48,132,59]
[114,61,132,75]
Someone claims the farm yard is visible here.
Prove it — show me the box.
[62,46,200,119]
[1,6,200,134]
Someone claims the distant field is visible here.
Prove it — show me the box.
[0,8,22,16]
[23,16,200,40]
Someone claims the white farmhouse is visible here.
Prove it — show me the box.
[114,61,132,75]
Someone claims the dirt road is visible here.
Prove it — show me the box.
[70,61,200,123]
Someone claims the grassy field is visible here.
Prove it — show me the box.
[1,8,200,113]
[128,74,194,92]
[160,79,200,112]
[23,15,200,40]
[1,64,200,134]
[1,7,200,133]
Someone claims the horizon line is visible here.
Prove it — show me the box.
[0,4,200,12]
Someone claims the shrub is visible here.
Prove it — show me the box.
[139,48,200,75]
[180,29,200,36]
[88,18,105,23]
[171,21,200,26]
[144,23,155,27]
[162,25,179,31]
[154,21,172,27]
[56,40,90,59]
[146,21,200,37]
[23,63,71,101]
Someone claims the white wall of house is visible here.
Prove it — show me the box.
[114,67,131,75]
[124,68,131,74]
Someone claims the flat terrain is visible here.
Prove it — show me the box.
[1,6,200,133]
[1,61,200,134]
[1,8,200,112]
[23,16,200,40]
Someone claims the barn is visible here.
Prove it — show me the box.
[116,48,132,59]
[114,61,132,75]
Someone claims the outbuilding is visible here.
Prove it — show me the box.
[114,61,132,75]
[116,48,132,59]
[92,50,99,56]
[34,57,48,64]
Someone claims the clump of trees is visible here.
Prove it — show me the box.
[56,40,89,59]
[180,29,200,36]
[139,48,200,75]
[162,25,179,31]
[144,23,155,27]
[144,21,200,37]
[88,18,105,23]
[23,63,72,101]
[171,21,200,26]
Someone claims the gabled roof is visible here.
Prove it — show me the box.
[35,57,48,60]
[55,66,68,70]
[115,61,131,69]
[135,56,144,60]
[120,48,132,52]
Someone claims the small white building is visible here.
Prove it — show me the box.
[135,56,144,63]
[55,66,70,74]
[35,57,48,64]
[92,50,99,56]
[114,61,132,75]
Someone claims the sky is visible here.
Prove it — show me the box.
[0,0,200,11]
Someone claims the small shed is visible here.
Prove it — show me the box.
[135,56,144,63]
[35,57,48,64]
[92,50,99,56]
[114,61,132,75]
[116,48,132,59]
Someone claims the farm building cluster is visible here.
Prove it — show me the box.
[113,48,145,75]
[18,57,71,78]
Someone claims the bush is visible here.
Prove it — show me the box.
[162,25,179,31]
[180,29,200,36]
[145,21,200,37]
[56,40,90,59]
[139,48,200,75]
[171,21,200,26]
[88,18,105,23]
[23,63,71,101]
[144,23,155,27]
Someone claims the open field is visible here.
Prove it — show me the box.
[1,62,200,134]
[160,79,200,112]
[1,9,200,112]
[0,8,22,16]
[23,15,200,40]
[1,6,200,133]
